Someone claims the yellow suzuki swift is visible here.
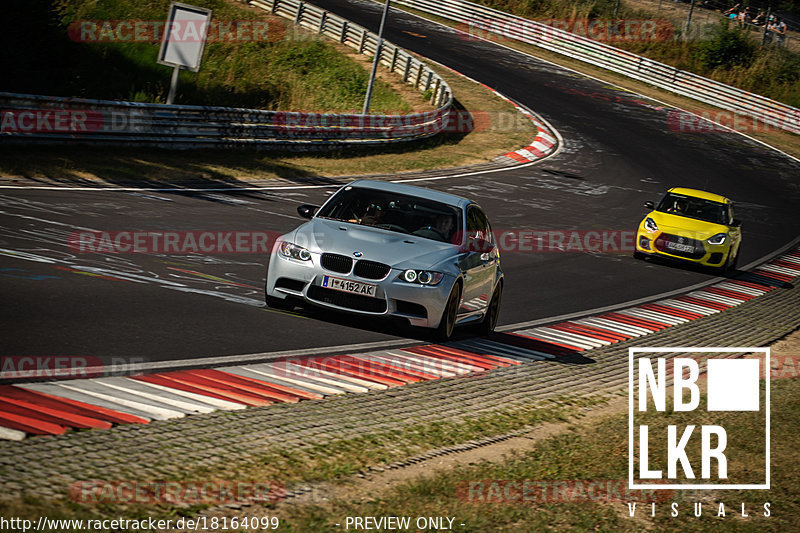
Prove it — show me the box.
[635,188,742,272]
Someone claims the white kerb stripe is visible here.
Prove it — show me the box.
[760,264,800,275]
[518,329,593,350]
[0,426,27,441]
[93,378,216,414]
[377,352,458,377]
[125,377,247,409]
[714,282,764,296]
[362,353,450,377]
[576,318,650,336]
[55,383,185,420]
[456,339,553,361]
[275,363,375,392]
[281,361,390,390]
[688,291,742,306]
[220,366,337,396]
[242,364,349,394]
[618,308,686,325]
[658,299,718,315]
[536,327,611,348]
[17,382,155,421]
[394,351,475,374]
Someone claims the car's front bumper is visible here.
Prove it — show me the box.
[635,227,732,267]
[265,252,455,328]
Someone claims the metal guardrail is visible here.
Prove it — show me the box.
[393,0,800,134]
[0,0,452,149]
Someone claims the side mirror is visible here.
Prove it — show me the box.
[297,204,319,219]
[644,201,655,210]
[731,218,742,227]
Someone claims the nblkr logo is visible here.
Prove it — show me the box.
[629,347,770,490]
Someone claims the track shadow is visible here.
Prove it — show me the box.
[634,253,794,289]
[488,332,596,365]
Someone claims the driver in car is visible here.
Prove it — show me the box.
[667,199,688,215]
[360,203,384,225]
[434,214,455,242]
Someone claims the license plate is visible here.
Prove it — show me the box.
[322,275,377,297]
[667,241,695,253]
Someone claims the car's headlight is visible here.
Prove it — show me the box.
[279,241,312,261]
[400,269,443,286]
[644,217,658,232]
[708,233,727,245]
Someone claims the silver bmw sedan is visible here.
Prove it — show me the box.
[265,180,502,339]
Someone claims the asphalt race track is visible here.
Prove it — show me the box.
[1,0,799,366]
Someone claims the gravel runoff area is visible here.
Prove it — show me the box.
[0,273,797,501]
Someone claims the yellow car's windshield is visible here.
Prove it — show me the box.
[656,193,728,225]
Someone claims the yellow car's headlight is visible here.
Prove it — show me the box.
[708,233,727,245]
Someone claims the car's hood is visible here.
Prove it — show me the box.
[647,211,730,240]
[288,218,460,270]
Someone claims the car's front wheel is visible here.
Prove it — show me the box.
[715,247,740,275]
[724,247,739,273]
[473,282,502,336]
[435,282,462,341]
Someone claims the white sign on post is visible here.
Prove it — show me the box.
[158,2,212,104]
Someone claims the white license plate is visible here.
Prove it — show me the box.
[667,241,695,253]
[322,275,377,297]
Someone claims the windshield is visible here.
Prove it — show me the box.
[655,192,729,225]
[316,186,462,243]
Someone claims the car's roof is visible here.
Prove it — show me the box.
[345,179,470,208]
[667,187,731,204]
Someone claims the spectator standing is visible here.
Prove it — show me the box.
[772,17,787,46]
[741,7,752,24]
[763,15,775,45]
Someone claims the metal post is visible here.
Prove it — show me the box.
[363,0,390,115]
[685,0,696,35]
[166,65,180,105]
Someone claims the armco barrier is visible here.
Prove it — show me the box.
[0,0,452,149]
[391,0,800,134]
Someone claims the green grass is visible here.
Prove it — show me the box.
[0,398,587,526]
[276,378,799,532]
[2,0,412,113]
[0,66,539,183]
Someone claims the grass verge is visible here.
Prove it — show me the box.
[274,377,798,532]
[0,66,537,185]
[0,397,594,525]
[5,0,415,113]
